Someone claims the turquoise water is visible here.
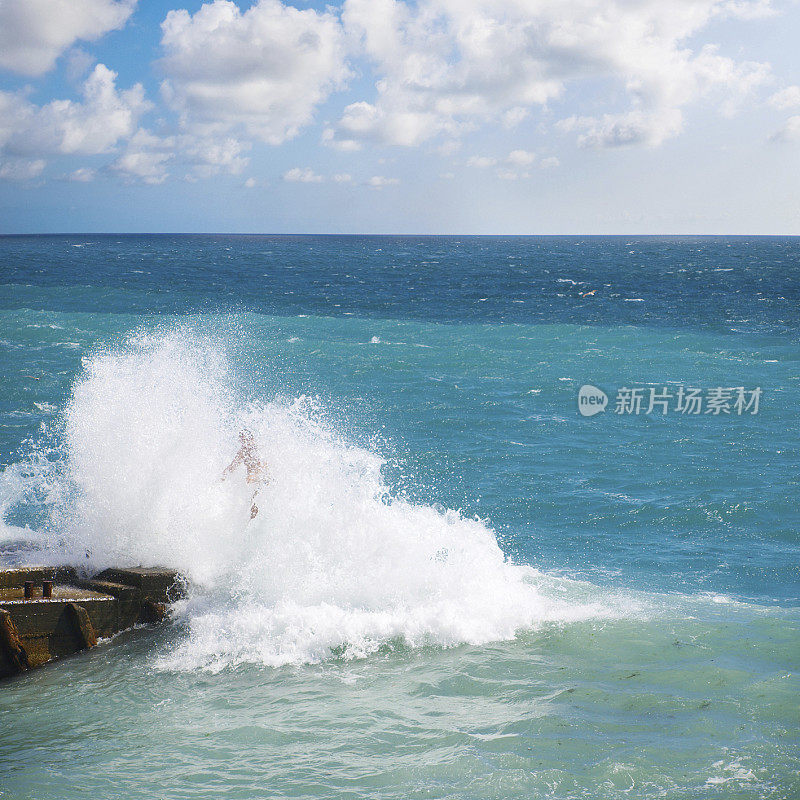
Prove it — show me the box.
[1,236,798,798]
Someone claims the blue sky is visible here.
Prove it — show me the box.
[0,0,798,234]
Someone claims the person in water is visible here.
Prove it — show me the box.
[222,429,269,519]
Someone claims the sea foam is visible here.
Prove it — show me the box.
[25,329,632,669]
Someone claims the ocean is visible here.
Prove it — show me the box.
[0,235,798,799]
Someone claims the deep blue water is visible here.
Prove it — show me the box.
[1,234,798,328]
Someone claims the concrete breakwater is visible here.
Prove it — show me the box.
[0,566,183,680]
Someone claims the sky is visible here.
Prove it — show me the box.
[0,0,798,234]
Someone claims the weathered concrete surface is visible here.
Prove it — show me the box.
[0,567,78,590]
[0,566,183,681]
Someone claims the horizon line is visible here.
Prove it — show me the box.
[1,232,799,238]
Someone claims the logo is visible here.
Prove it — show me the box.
[577,384,762,417]
[578,384,608,416]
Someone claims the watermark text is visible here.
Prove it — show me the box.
[578,385,762,417]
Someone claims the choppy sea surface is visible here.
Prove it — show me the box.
[0,235,798,799]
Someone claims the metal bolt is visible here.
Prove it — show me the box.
[42,580,53,599]
[23,580,34,600]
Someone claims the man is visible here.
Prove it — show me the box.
[222,429,269,519]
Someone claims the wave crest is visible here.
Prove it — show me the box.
[19,329,632,667]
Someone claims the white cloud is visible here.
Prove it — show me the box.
[68,167,96,182]
[65,49,96,85]
[0,64,149,157]
[0,158,45,181]
[435,139,461,156]
[331,0,773,150]
[539,156,559,168]
[283,167,324,183]
[502,107,530,129]
[496,168,523,180]
[718,0,775,20]
[111,129,249,183]
[0,64,150,180]
[770,86,800,110]
[112,128,174,184]
[0,92,29,151]
[330,100,452,149]
[366,175,399,187]
[559,108,685,148]
[333,173,352,182]
[467,156,497,168]
[0,0,135,77]
[771,115,800,143]
[160,0,349,145]
[244,177,256,188]
[507,149,535,166]
[321,126,362,152]
[181,135,249,177]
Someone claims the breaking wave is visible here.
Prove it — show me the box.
[6,329,639,669]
